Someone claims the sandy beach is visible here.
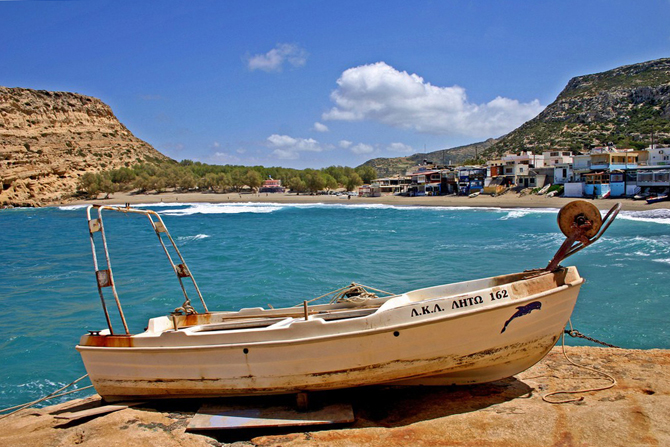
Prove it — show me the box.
[66,190,670,212]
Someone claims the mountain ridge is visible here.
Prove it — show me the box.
[487,57,670,155]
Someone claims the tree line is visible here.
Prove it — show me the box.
[77,160,379,198]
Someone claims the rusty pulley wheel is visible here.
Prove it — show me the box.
[557,200,602,239]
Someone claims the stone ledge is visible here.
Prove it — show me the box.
[0,346,668,447]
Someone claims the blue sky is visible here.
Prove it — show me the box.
[1,1,669,169]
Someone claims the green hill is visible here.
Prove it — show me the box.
[358,139,498,177]
[487,58,670,156]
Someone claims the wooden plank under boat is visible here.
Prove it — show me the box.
[77,201,621,401]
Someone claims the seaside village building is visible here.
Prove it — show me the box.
[456,167,487,195]
[407,165,443,196]
[369,176,411,196]
[563,147,657,198]
[366,162,449,197]
[259,176,285,193]
[483,146,670,198]
[363,145,670,199]
[368,162,484,197]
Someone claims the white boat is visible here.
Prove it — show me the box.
[77,201,620,401]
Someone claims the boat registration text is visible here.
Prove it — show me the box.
[410,289,511,318]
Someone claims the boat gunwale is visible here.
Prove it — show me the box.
[76,270,583,353]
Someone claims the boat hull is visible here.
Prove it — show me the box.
[646,194,668,204]
[77,268,582,400]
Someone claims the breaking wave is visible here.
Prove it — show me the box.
[157,203,283,215]
[54,202,670,226]
[619,209,670,226]
[57,204,89,211]
[177,234,210,242]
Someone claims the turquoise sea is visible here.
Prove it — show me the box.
[1,202,669,410]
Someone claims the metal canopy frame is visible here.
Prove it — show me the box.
[86,204,208,335]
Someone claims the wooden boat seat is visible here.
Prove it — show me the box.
[186,308,379,333]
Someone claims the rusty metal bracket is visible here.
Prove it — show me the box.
[95,270,113,288]
[545,201,621,272]
[175,263,191,278]
[88,219,101,233]
[154,221,167,233]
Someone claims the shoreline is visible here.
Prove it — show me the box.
[62,190,670,212]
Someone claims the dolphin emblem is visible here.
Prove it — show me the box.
[500,301,542,333]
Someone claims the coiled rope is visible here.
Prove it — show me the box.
[298,282,396,306]
[0,374,92,420]
[330,283,384,304]
[542,320,618,404]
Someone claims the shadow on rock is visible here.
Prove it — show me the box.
[191,378,533,443]
[350,377,533,428]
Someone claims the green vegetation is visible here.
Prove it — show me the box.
[561,60,670,100]
[487,58,670,157]
[462,157,486,166]
[547,185,564,195]
[76,160,377,198]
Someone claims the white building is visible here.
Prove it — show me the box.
[644,146,670,166]
[541,151,573,167]
[572,154,592,171]
[553,163,575,184]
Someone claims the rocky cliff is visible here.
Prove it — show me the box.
[489,58,670,155]
[0,87,169,207]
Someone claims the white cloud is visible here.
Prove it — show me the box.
[338,140,353,149]
[351,143,374,155]
[267,134,324,159]
[313,122,329,132]
[211,141,221,148]
[386,142,414,153]
[247,43,308,72]
[322,62,544,138]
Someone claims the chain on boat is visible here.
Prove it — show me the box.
[564,329,621,349]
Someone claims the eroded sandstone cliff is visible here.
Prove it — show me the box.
[0,87,169,206]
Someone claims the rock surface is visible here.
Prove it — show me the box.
[0,86,169,207]
[490,58,670,155]
[1,346,668,446]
